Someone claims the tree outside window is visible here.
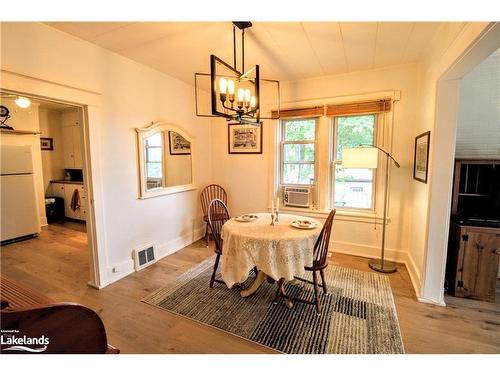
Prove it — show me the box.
[333,114,376,210]
[281,118,316,185]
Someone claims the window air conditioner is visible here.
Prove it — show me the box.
[283,187,312,208]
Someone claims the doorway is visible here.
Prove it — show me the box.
[0,90,99,288]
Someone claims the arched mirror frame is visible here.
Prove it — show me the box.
[136,121,196,199]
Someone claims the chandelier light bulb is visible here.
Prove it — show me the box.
[244,89,251,103]
[219,78,227,94]
[250,96,256,108]
[15,96,31,109]
[237,88,245,103]
[227,80,235,95]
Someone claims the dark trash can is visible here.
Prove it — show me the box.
[45,196,64,223]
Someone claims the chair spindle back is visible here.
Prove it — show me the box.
[207,199,230,253]
[313,209,336,267]
[201,185,227,217]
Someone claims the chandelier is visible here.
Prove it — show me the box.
[195,22,280,125]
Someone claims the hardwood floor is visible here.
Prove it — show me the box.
[1,223,499,354]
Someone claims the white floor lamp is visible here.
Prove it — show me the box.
[342,145,400,273]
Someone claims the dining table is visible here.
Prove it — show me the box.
[220,212,322,297]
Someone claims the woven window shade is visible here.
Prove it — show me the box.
[271,106,324,119]
[326,99,391,116]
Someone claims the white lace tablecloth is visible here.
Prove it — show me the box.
[220,213,321,288]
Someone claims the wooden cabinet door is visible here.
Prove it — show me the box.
[72,125,83,169]
[63,186,80,220]
[460,228,500,302]
[77,185,86,221]
[62,125,75,169]
[51,183,65,199]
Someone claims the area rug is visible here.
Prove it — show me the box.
[143,256,404,354]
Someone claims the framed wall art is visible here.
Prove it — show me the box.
[413,131,430,183]
[168,131,191,155]
[227,123,263,154]
[40,137,54,151]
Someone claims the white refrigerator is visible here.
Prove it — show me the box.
[1,145,40,243]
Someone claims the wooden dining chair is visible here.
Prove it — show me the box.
[207,198,230,288]
[200,184,228,246]
[275,209,336,316]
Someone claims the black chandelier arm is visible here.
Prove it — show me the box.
[245,108,257,116]
[221,101,235,111]
[220,98,257,118]
[359,143,400,168]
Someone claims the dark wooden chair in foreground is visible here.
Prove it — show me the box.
[207,198,230,288]
[0,275,119,354]
[200,184,228,246]
[274,209,336,316]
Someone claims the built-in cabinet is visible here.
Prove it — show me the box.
[61,110,83,169]
[446,223,500,302]
[446,159,500,302]
[51,182,86,221]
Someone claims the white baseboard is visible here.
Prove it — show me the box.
[418,296,446,306]
[105,259,135,286]
[87,280,102,290]
[331,240,422,299]
[404,251,422,298]
[332,240,405,262]
[155,226,206,260]
[101,226,205,288]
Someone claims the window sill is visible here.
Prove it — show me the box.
[276,206,389,224]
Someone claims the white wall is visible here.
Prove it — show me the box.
[1,22,212,286]
[456,49,500,158]
[211,63,422,291]
[0,98,46,226]
[38,108,65,192]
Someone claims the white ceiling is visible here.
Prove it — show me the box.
[46,22,443,85]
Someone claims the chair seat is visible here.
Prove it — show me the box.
[305,260,328,271]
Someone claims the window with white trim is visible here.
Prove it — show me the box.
[331,114,377,210]
[280,118,317,185]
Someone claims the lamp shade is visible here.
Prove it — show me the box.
[342,147,378,169]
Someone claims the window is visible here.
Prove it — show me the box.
[332,114,376,210]
[281,118,316,185]
[144,132,164,189]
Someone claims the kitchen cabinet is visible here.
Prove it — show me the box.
[61,111,83,169]
[51,183,65,199]
[446,223,500,302]
[50,182,86,221]
[63,186,80,220]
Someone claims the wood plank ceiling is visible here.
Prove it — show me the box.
[46,22,443,85]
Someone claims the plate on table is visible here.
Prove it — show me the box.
[290,220,319,230]
[235,214,258,222]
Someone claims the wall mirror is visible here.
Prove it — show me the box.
[136,122,195,199]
